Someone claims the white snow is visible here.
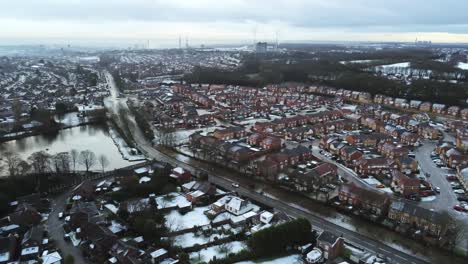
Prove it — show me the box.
[108,127,146,161]
[421,195,436,202]
[236,254,303,264]
[457,62,468,70]
[155,192,191,210]
[170,230,229,248]
[165,206,210,231]
[190,241,246,263]
[379,62,410,68]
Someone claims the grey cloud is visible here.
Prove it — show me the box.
[2,0,468,33]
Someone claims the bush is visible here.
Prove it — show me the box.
[208,249,253,264]
[247,218,311,258]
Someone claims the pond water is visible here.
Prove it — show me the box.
[0,124,137,176]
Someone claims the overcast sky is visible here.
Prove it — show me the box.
[2,0,468,46]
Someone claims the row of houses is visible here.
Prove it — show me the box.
[308,85,468,120]
[338,184,448,238]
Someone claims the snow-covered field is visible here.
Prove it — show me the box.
[171,229,230,248]
[235,254,303,264]
[379,62,411,68]
[108,127,146,161]
[165,206,211,231]
[457,62,468,70]
[340,60,376,64]
[190,241,247,263]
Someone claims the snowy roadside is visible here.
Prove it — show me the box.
[108,126,146,161]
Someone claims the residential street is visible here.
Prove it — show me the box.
[47,191,87,264]
[414,139,458,212]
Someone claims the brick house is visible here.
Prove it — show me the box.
[388,200,446,237]
[316,231,344,261]
[291,163,338,192]
[400,132,419,146]
[396,156,419,173]
[213,126,246,140]
[260,136,282,151]
[461,108,468,120]
[432,104,446,114]
[420,102,432,112]
[447,106,460,117]
[339,184,390,216]
[391,170,420,196]
[355,158,398,175]
[339,146,363,166]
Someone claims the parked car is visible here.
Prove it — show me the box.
[446,175,457,181]
[453,205,466,212]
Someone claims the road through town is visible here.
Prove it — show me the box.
[103,71,467,264]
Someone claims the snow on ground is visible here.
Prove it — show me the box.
[379,62,410,68]
[190,241,246,263]
[457,62,468,70]
[172,126,218,144]
[108,127,146,161]
[421,196,436,202]
[55,112,84,127]
[235,254,302,264]
[341,104,357,112]
[340,60,376,64]
[165,206,210,231]
[155,192,191,210]
[171,230,229,248]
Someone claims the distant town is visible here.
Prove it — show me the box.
[0,42,468,264]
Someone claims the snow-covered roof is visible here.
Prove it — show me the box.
[104,204,118,214]
[21,246,39,256]
[139,176,151,184]
[0,252,9,262]
[42,252,62,264]
[134,167,149,174]
[173,167,184,174]
[150,248,168,259]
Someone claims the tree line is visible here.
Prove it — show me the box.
[0,149,110,178]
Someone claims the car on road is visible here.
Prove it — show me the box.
[446,175,457,181]
[434,187,441,193]
[58,212,64,219]
[231,182,240,188]
[453,205,466,212]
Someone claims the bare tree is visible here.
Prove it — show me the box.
[98,154,109,173]
[79,150,96,172]
[53,152,71,173]
[3,151,24,177]
[17,160,31,176]
[11,99,23,123]
[217,242,233,258]
[28,151,52,174]
[156,128,178,147]
[70,149,79,172]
